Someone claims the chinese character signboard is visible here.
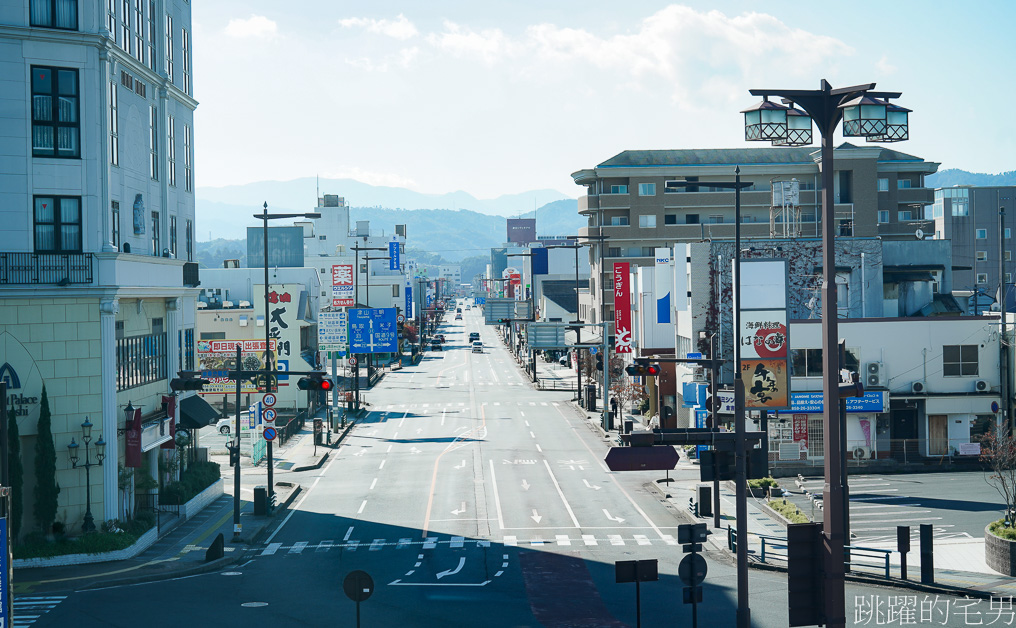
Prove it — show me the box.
[735,260,790,410]
[405,285,413,319]
[348,308,398,354]
[332,264,354,307]
[792,414,808,452]
[197,339,277,394]
[318,310,348,352]
[613,262,632,353]
[388,241,400,271]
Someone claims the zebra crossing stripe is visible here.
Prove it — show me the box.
[289,541,307,554]
[423,537,437,549]
[397,538,412,549]
[316,540,333,552]
[261,542,282,556]
[556,535,571,546]
[450,536,465,549]
[504,536,518,547]
[608,535,624,546]
[369,539,385,551]
[662,535,677,545]
[582,535,597,546]
[634,535,651,546]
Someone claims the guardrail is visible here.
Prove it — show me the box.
[728,527,892,579]
[0,251,93,284]
[251,435,267,466]
[279,411,307,444]
[536,379,578,391]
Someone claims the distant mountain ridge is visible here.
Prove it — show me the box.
[926,169,1016,188]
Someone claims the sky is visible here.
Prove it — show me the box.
[192,1,1016,200]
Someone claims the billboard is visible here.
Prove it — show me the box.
[389,241,400,271]
[507,219,536,244]
[654,248,671,324]
[613,262,632,353]
[734,260,790,411]
[247,226,304,269]
[197,339,277,394]
[332,264,354,307]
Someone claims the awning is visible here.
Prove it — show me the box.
[180,395,220,429]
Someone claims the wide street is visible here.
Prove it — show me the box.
[27,306,1008,627]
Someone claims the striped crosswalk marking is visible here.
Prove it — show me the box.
[450,536,465,549]
[504,536,518,547]
[556,535,571,546]
[662,535,677,546]
[369,539,385,551]
[261,542,282,556]
[582,535,598,546]
[289,541,307,554]
[14,595,67,627]
[316,540,333,552]
[608,535,624,546]
[634,535,651,546]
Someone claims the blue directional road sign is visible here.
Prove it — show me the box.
[687,352,703,360]
[348,308,398,354]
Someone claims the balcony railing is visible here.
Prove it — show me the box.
[0,252,93,285]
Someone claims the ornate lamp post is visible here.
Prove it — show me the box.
[67,417,105,533]
[741,80,909,628]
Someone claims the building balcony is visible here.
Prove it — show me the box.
[0,252,93,285]
[897,187,934,206]
[578,195,599,214]
[95,252,189,289]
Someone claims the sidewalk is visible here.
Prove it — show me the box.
[13,405,358,595]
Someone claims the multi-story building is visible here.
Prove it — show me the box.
[0,1,205,535]
[929,185,1016,311]
[571,144,940,326]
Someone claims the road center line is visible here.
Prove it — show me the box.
[536,444,543,453]
[488,459,506,532]
[543,460,580,528]
[358,500,367,514]
[399,412,408,428]
[386,444,393,453]
[379,460,386,470]
[370,478,378,490]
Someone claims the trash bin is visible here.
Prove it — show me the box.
[624,419,634,435]
[697,483,712,518]
[253,485,269,516]
[585,384,597,411]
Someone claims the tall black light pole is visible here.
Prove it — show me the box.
[743,80,910,628]
[67,417,104,533]
[254,204,320,508]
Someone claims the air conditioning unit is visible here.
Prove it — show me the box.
[911,380,927,394]
[975,379,990,392]
[691,366,707,383]
[865,362,884,387]
[221,301,234,308]
[852,446,873,460]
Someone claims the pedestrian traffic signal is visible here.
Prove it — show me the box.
[596,354,604,371]
[625,363,661,377]
[298,375,334,391]
[170,372,210,391]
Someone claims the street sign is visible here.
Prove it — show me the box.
[263,426,277,441]
[679,553,708,586]
[319,309,349,351]
[314,418,323,434]
[687,352,703,360]
[262,393,277,407]
[604,446,680,471]
[343,570,375,603]
[349,308,398,354]
[263,408,277,423]
[397,314,405,323]
[348,357,358,367]
[589,346,598,355]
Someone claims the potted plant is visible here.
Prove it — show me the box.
[981,424,1016,575]
[747,476,782,498]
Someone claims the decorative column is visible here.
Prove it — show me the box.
[99,298,119,521]
[166,298,180,375]
[99,48,116,252]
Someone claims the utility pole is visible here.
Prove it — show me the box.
[1002,206,1011,429]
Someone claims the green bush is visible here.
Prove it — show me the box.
[14,529,140,559]
[748,476,779,490]
[989,519,1016,541]
[769,498,809,524]
[160,461,221,505]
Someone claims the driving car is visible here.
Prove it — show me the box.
[455,313,463,320]
[431,341,443,351]
[468,332,480,342]
[471,341,483,353]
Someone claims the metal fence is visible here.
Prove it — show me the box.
[251,435,267,466]
[728,527,895,580]
[0,251,93,284]
[279,411,307,444]
[769,437,986,467]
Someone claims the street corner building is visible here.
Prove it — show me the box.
[0,0,211,537]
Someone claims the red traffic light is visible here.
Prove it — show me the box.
[645,364,661,376]
[319,378,334,392]
[624,363,662,377]
[297,375,333,391]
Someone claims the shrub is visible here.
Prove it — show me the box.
[769,498,809,524]
[13,529,142,559]
[748,476,779,490]
[989,519,1016,541]
[160,461,220,505]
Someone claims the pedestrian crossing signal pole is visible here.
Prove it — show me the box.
[232,345,242,541]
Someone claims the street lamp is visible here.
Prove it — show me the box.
[741,79,909,628]
[547,239,589,402]
[67,417,105,533]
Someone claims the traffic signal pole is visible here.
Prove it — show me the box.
[232,346,242,541]
[709,333,721,529]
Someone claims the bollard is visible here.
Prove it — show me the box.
[920,523,934,584]
[897,525,910,581]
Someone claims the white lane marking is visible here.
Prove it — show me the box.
[379,460,386,470]
[370,539,385,551]
[450,536,465,548]
[316,540,333,552]
[582,535,597,546]
[265,447,341,544]
[530,537,545,546]
[524,420,530,427]
[521,479,531,491]
[489,460,506,531]
[357,500,367,514]
[543,460,581,527]
[400,412,408,427]
[503,536,518,547]
[603,509,626,523]
[386,444,393,453]
[289,541,307,554]
[556,535,571,546]
[344,526,354,541]
[495,571,504,577]
[452,502,467,516]
[436,557,467,580]
[634,535,651,546]
[583,479,602,490]
[850,510,931,518]
[520,411,525,417]
[662,535,678,545]
[261,543,282,556]
[536,444,543,453]
[370,478,378,490]
[608,535,624,546]
[454,459,466,469]
[852,517,943,526]
[531,509,543,524]
[530,431,535,438]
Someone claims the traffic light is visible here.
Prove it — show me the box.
[298,374,334,391]
[596,354,604,371]
[624,363,661,377]
[170,372,210,391]
[498,318,511,324]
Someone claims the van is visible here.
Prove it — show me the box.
[471,341,483,353]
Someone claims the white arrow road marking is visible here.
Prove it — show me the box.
[353,450,366,457]
[436,557,467,580]
[583,479,602,491]
[603,509,625,523]
[452,502,466,515]
[410,447,422,454]
[531,509,543,524]
[521,480,530,491]
[454,460,466,470]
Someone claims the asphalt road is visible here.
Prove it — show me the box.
[28,306,1003,627]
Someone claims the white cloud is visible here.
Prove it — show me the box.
[339,14,418,40]
[876,54,897,75]
[224,15,277,39]
[425,21,516,64]
[324,167,419,189]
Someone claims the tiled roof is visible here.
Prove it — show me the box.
[597,143,925,168]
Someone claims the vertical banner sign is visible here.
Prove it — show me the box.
[405,284,413,319]
[654,248,672,324]
[735,259,790,411]
[388,241,400,271]
[531,247,548,275]
[614,262,632,353]
[332,264,354,307]
[793,414,809,453]
[125,406,142,467]
[672,243,689,312]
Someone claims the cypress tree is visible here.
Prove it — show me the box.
[8,400,24,540]
[33,387,59,534]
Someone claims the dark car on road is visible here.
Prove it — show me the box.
[469,332,480,342]
[431,341,443,351]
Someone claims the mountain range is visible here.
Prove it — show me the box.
[925,169,1016,188]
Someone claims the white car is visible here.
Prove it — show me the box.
[214,412,251,435]
[472,341,483,353]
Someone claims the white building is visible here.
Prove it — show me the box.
[0,0,205,535]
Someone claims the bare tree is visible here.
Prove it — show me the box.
[982,422,1016,525]
[610,380,647,417]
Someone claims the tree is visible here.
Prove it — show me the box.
[8,400,24,540]
[33,386,60,534]
[981,422,1016,526]
[610,379,648,417]
[402,322,418,343]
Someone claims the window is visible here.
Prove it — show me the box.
[708,215,723,224]
[664,214,677,225]
[977,273,988,284]
[977,229,988,239]
[34,196,81,252]
[898,179,912,189]
[116,331,168,391]
[112,201,121,250]
[639,215,656,228]
[609,185,628,194]
[151,211,160,256]
[178,328,194,371]
[145,1,156,70]
[31,66,79,158]
[119,0,130,54]
[836,274,849,315]
[392,284,400,297]
[165,15,174,82]
[898,210,912,221]
[184,124,192,191]
[952,199,969,216]
[791,347,859,378]
[1008,273,1013,284]
[609,216,628,226]
[31,0,77,29]
[167,115,176,186]
[877,210,889,224]
[943,344,978,377]
[1007,228,1013,239]
[640,247,654,257]
[686,214,699,224]
[132,0,142,61]
[607,247,621,257]
[109,81,118,165]
[106,0,116,43]
[170,215,177,257]
[638,183,656,196]
[199,332,225,341]
[1007,251,1012,262]
[185,219,193,261]
[182,28,191,95]
[149,105,158,180]
[877,178,889,192]
[977,251,988,261]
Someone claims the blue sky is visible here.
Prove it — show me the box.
[192,1,1016,199]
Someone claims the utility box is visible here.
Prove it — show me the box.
[585,385,597,411]
[253,485,269,516]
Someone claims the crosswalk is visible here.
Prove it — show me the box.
[378,401,560,411]
[259,533,678,556]
[13,595,67,626]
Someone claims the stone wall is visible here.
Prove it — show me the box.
[984,524,1016,576]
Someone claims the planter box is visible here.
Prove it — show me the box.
[748,486,783,498]
[985,523,1016,575]
[182,478,224,520]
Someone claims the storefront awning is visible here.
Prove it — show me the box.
[180,395,220,429]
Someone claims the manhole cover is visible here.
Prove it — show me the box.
[241,602,269,608]
[222,572,242,576]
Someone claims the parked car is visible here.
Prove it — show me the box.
[214,412,250,435]
[558,354,570,366]
[468,332,480,342]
